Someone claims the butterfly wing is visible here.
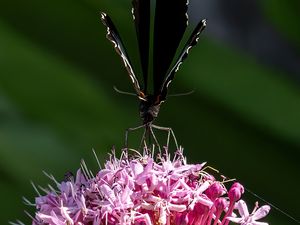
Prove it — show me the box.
[153,0,189,95]
[132,0,150,93]
[100,12,146,100]
[159,19,207,102]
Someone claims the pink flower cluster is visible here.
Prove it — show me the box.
[29,147,270,225]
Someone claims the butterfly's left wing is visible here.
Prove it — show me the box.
[153,0,189,96]
[100,12,146,100]
[132,0,150,92]
[158,19,207,102]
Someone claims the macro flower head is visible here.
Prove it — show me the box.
[13,146,270,225]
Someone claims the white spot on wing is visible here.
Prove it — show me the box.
[131,8,135,20]
[185,0,189,26]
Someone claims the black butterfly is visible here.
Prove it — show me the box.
[101,0,206,125]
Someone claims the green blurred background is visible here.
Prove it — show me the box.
[0,0,299,224]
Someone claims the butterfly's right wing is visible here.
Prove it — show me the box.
[158,19,207,102]
[100,12,146,101]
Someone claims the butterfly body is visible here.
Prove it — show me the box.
[100,0,206,125]
[139,95,161,124]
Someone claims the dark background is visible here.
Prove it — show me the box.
[0,0,299,224]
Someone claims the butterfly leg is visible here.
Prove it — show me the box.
[148,124,162,151]
[125,124,176,151]
[125,124,146,148]
[139,127,148,150]
[151,124,179,150]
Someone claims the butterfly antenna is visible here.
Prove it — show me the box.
[113,86,137,96]
[168,90,195,98]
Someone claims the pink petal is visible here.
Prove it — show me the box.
[252,205,271,220]
[236,200,250,217]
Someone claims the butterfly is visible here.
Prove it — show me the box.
[101,0,206,125]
